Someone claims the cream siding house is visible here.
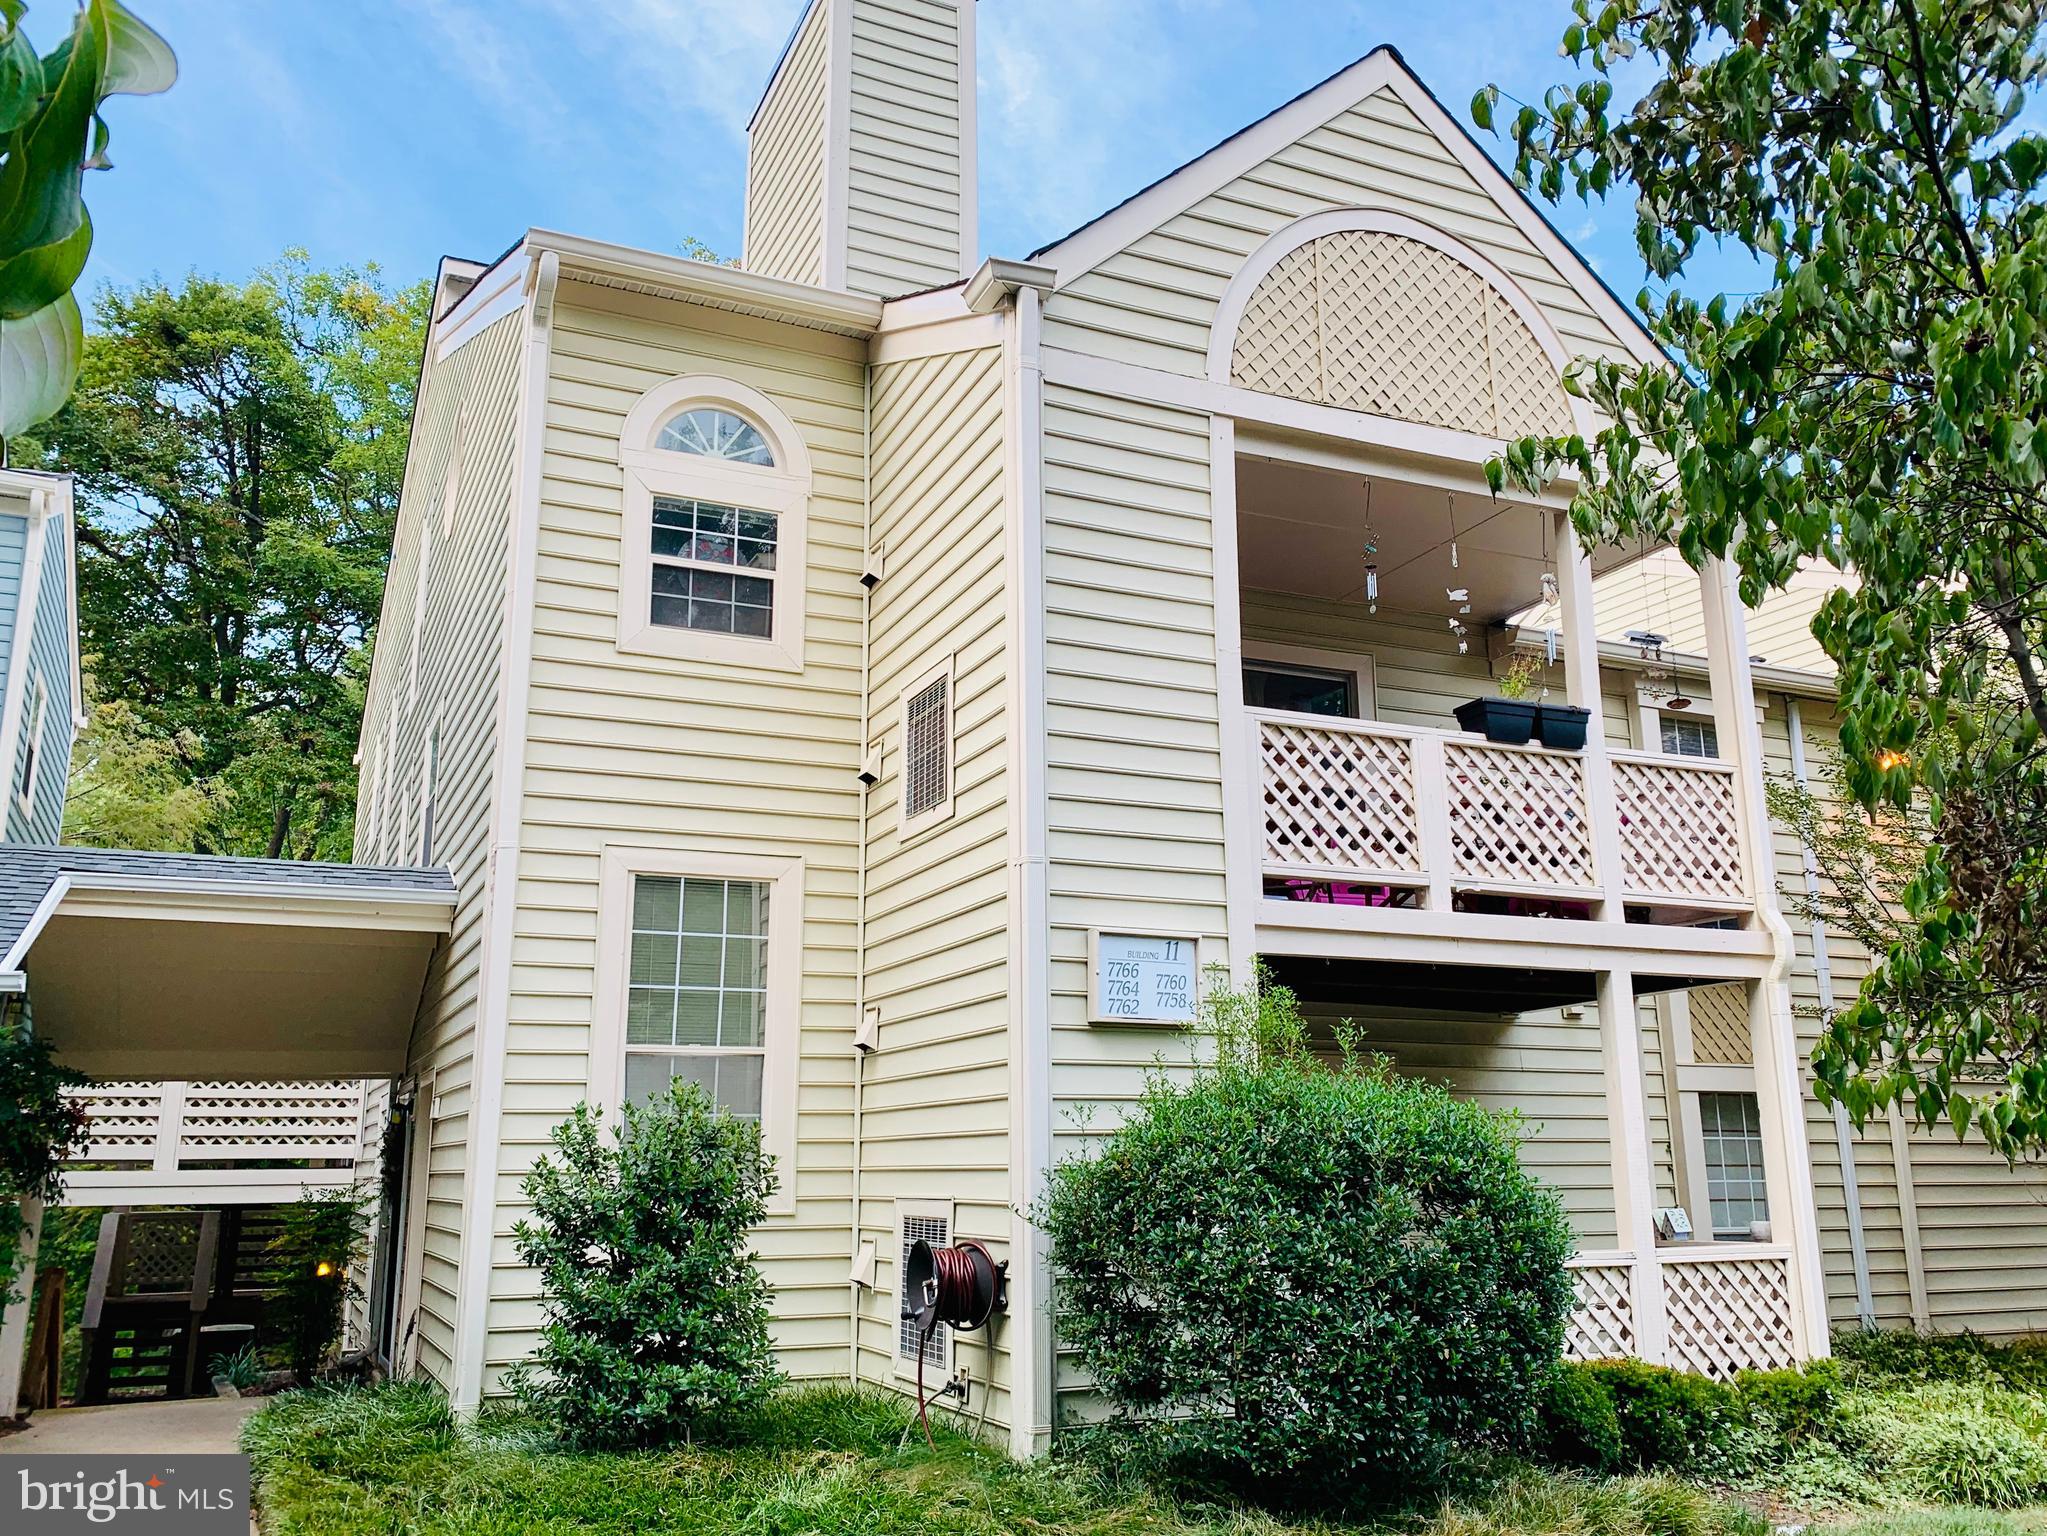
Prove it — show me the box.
[337,16,2047,1458]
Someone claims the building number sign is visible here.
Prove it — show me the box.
[1090,932,1199,1025]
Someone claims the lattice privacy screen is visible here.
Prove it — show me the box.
[1688,985,1753,1066]
[1231,231,1576,439]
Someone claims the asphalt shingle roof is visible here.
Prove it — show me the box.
[0,846,455,965]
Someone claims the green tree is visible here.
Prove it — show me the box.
[63,668,219,849]
[0,0,175,443]
[1479,2,2047,1156]
[34,253,427,859]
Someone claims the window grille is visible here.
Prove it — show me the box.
[1660,715,1719,759]
[1700,1090,1769,1239]
[623,875,769,1119]
[649,497,778,638]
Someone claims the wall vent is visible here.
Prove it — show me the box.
[895,1199,953,1376]
[900,662,953,827]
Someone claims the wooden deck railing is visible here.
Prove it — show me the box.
[1255,711,1750,912]
[61,1080,371,1205]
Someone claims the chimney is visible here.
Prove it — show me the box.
[743,0,977,299]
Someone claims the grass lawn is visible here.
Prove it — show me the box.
[244,1381,1775,1536]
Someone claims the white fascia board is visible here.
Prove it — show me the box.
[526,228,883,336]
[1028,45,1666,375]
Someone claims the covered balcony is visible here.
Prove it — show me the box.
[1228,449,1775,971]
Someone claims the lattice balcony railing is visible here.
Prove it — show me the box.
[1259,717,1424,880]
[1442,738,1598,895]
[1255,712,1750,916]
[1611,751,1749,906]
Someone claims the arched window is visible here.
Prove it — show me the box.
[654,407,775,465]
[615,377,812,672]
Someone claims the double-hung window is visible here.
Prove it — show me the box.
[625,873,769,1118]
[596,848,802,1216]
[1699,1090,1769,1240]
[616,379,811,672]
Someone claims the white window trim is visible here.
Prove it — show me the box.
[590,845,803,1218]
[15,673,45,815]
[897,655,956,840]
[892,1196,956,1381]
[1242,641,1377,720]
[614,375,813,674]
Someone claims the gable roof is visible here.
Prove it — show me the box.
[1027,44,1665,374]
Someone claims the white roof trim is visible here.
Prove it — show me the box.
[527,228,883,336]
[1,871,455,971]
[1030,45,1666,375]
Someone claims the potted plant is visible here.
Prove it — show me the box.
[1453,655,1542,745]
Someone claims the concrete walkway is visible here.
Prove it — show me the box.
[0,1395,263,1454]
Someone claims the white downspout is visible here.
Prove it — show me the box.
[1785,693,1875,1329]
[849,360,875,1386]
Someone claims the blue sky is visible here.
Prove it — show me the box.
[76,0,1762,309]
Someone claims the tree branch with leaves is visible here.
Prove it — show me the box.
[1478,1,2047,1155]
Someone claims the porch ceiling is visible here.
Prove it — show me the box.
[0,849,455,1079]
[1236,455,1642,625]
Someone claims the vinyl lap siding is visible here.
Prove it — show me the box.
[0,511,27,740]
[745,0,830,288]
[844,0,967,298]
[1042,88,1638,379]
[491,285,866,1389]
[8,509,74,844]
[1040,386,1226,1144]
[857,345,1011,1410]
[356,305,523,1388]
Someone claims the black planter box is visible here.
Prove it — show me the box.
[1535,703,1592,751]
[1453,696,1539,745]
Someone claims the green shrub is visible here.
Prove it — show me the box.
[1037,978,1575,1501]
[1539,1363,1625,1472]
[1826,1383,2047,1509]
[1834,1328,2047,1396]
[507,1079,780,1448]
[1576,1361,1741,1472]
[264,1188,373,1384]
[1735,1359,1841,1441]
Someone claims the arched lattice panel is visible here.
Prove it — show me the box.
[1230,231,1576,439]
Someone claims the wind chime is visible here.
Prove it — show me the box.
[1445,492,1471,653]
[1633,534,1676,703]
[1360,480,1379,615]
[1538,508,1560,670]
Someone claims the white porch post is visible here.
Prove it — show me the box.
[0,1196,44,1414]
[1595,967,1668,1362]
[1556,512,1628,921]
[1696,554,1831,1358]
[152,1080,188,1175]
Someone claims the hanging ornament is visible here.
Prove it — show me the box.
[1447,492,1460,570]
[1545,627,1558,666]
[1360,480,1381,614]
[1540,571,1559,606]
